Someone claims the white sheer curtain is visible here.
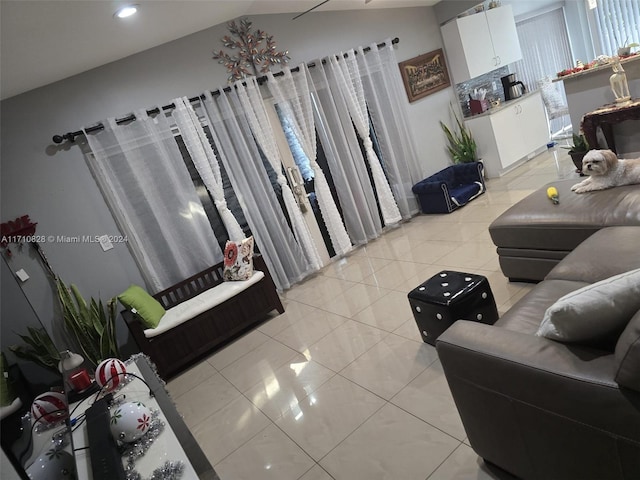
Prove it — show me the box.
[235,77,323,271]
[356,41,422,218]
[84,111,223,292]
[202,89,311,290]
[267,66,353,256]
[171,97,245,242]
[331,53,402,226]
[309,60,383,245]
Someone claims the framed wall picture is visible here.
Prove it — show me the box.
[398,49,451,103]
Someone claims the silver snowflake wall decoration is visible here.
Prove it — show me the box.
[212,17,290,83]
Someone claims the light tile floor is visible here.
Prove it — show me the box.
[168,147,579,479]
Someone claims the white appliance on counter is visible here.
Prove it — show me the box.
[441,5,522,83]
[465,91,549,178]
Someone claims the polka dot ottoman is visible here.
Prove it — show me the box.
[407,271,498,345]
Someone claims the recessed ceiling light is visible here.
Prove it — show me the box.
[114,5,138,19]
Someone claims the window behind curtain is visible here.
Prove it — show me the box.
[174,129,250,251]
[592,0,640,56]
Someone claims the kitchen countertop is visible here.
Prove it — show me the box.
[464,90,541,120]
[553,53,640,83]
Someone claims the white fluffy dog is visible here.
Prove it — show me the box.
[571,149,640,193]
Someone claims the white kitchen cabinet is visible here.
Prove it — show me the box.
[465,92,549,178]
[441,5,522,83]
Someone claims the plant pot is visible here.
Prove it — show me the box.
[570,151,587,175]
[618,46,631,57]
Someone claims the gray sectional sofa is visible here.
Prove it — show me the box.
[436,226,640,479]
[489,178,640,282]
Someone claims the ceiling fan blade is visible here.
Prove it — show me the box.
[293,0,330,20]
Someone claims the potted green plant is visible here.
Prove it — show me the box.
[617,38,639,57]
[9,327,61,374]
[440,107,478,164]
[56,278,121,368]
[563,133,590,173]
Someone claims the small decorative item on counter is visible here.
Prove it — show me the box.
[547,186,560,205]
[31,392,68,425]
[110,401,152,443]
[557,59,597,77]
[469,88,489,115]
[95,358,127,392]
[488,0,501,8]
[610,58,631,103]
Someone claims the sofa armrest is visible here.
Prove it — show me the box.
[437,320,640,479]
[411,179,450,194]
[436,321,639,440]
[437,320,616,386]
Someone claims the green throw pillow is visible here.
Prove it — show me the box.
[118,285,165,329]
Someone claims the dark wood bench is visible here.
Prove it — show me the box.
[122,255,284,380]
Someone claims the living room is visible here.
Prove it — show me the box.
[1,1,639,479]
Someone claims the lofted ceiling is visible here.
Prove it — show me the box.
[0,0,438,100]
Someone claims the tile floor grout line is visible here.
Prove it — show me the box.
[424,441,467,480]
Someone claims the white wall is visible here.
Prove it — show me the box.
[0,7,455,347]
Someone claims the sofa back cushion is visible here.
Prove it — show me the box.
[451,161,483,186]
[430,167,454,185]
[615,309,640,392]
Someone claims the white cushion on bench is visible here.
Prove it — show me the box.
[144,271,265,338]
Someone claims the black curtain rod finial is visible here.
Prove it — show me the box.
[52,133,76,144]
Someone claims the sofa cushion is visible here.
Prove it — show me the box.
[450,182,483,207]
[546,227,640,284]
[118,285,166,329]
[489,179,640,252]
[144,270,265,338]
[537,268,640,344]
[615,309,640,392]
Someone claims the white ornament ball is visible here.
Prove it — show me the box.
[30,392,68,425]
[110,401,152,443]
[26,449,75,480]
[95,358,127,391]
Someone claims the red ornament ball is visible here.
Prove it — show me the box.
[95,358,127,391]
[31,392,68,425]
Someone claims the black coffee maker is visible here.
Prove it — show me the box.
[501,73,526,100]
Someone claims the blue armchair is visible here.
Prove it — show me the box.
[412,162,485,214]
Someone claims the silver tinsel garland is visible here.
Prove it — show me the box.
[114,358,185,480]
[120,409,185,480]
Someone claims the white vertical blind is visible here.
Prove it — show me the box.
[593,0,640,56]
[512,8,573,93]
[512,8,573,134]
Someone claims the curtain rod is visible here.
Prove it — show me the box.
[52,37,399,144]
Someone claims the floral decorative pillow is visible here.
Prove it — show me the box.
[223,236,254,281]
